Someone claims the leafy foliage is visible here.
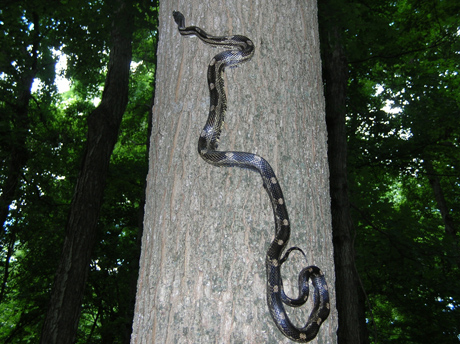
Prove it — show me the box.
[0,0,158,342]
[345,0,460,342]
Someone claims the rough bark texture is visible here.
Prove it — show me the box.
[319,2,369,343]
[132,1,336,343]
[39,1,134,343]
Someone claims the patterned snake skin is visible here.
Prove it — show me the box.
[173,11,330,342]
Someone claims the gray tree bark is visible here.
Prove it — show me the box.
[132,1,336,343]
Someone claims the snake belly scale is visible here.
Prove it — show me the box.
[173,11,330,342]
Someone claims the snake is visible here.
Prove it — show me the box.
[173,11,330,342]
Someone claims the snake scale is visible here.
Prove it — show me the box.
[173,11,330,342]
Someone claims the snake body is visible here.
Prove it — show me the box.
[173,11,330,342]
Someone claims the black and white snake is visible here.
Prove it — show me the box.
[173,11,330,342]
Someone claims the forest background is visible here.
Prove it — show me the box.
[0,0,459,343]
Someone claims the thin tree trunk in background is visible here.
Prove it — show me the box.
[0,12,39,303]
[425,160,457,239]
[425,159,460,267]
[0,66,34,302]
[132,1,336,343]
[0,76,33,232]
[319,1,369,342]
[40,1,134,343]
[0,12,38,231]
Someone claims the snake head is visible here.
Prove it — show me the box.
[173,11,186,29]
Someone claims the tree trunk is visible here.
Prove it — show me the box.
[425,159,459,267]
[132,1,336,343]
[0,11,38,231]
[425,159,457,239]
[40,1,134,343]
[319,1,369,343]
[0,12,39,302]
